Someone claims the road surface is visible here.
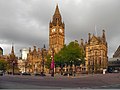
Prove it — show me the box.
[0,73,120,89]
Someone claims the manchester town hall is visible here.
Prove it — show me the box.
[10,4,108,74]
[48,5,108,73]
[25,4,65,74]
[26,4,108,74]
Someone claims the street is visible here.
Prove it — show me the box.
[0,73,120,89]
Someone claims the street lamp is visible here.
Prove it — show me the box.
[41,48,45,76]
[92,60,94,75]
[72,64,75,76]
[60,60,63,75]
[12,61,15,75]
[92,47,95,75]
[51,48,55,77]
[24,60,28,73]
[64,63,67,73]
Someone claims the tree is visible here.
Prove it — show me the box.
[0,60,8,71]
[65,41,85,66]
[46,41,85,69]
[54,41,85,67]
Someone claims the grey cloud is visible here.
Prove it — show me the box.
[0,0,120,58]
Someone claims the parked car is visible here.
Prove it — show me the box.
[34,73,41,76]
[34,73,46,76]
[13,73,21,75]
[22,72,31,76]
[63,72,72,76]
[113,70,119,73]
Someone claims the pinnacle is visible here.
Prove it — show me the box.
[54,4,61,15]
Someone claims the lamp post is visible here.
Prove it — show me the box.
[92,60,94,75]
[12,61,15,75]
[41,48,45,76]
[92,47,94,75]
[72,64,75,76]
[60,61,63,75]
[77,58,81,75]
[64,63,67,73]
[24,60,27,73]
[51,48,55,77]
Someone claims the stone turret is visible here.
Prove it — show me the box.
[88,33,91,44]
[102,30,106,42]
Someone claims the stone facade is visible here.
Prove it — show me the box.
[49,4,65,54]
[27,46,47,74]
[84,30,108,73]
[18,59,26,73]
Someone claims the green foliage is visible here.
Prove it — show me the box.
[46,41,85,69]
[54,41,85,67]
[0,60,8,71]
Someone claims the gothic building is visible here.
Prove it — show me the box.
[49,4,65,54]
[85,30,108,73]
[27,46,47,74]
[8,45,18,73]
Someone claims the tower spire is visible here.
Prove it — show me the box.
[88,33,91,44]
[52,4,62,26]
[54,4,60,16]
[11,43,14,54]
[49,4,65,54]
[80,39,84,46]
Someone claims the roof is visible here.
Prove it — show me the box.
[108,58,120,62]
[113,45,120,58]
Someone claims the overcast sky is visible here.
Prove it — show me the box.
[0,0,120,58]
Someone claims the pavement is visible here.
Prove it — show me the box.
[0,73,120,89]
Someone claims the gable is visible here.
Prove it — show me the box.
[90,35,99,45]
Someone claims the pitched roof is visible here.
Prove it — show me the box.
[113,45,120,58]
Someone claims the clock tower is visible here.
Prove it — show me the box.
[49,4,65,53]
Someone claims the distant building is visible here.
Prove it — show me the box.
[0,47,4,60]
[108,45,120,72]
[0,47,3,56]
[84,30,108,73]
[108,58,120,72]
[17,48,29,73]
[113,45,120,58]
[20,48,29,60]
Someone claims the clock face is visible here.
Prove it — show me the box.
[59,29,62,33]
[52,28,56,32]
